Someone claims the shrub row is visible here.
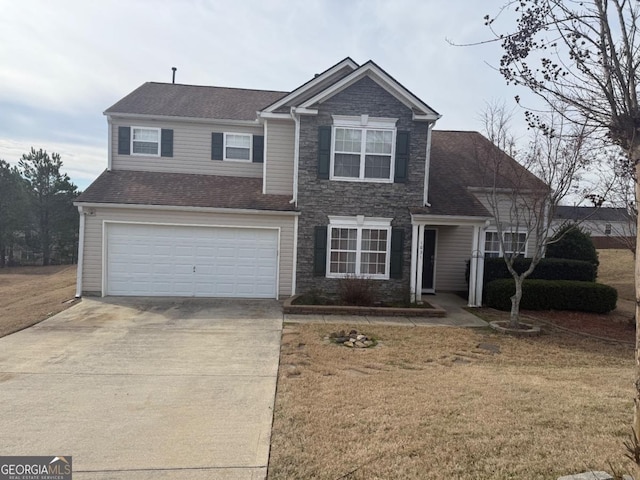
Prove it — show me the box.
[483,257,597,284]
[485,279,617,313]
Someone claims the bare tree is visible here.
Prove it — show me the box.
[480,0,640,444]
[477,104,589,328]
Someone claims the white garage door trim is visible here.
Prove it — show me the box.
[102,221,280,298]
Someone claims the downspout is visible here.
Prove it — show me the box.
[107,116,113,171]
[290,108,300,207]
[263,119,268,194]
[75,206,85,298]
[423,122,434,207]
[291,215,298,296]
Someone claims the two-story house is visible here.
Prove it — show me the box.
[74,58,546,306]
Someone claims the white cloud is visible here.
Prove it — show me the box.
[0,0,546,189]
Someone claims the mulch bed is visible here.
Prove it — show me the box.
[524,308,635,343]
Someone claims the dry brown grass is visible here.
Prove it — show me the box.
[268,324,636,479]
[598,249,635,302]
[0,265,77,337]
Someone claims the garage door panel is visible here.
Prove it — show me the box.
[106,224,278,298]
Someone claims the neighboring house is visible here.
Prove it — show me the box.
[553,206,636,249]
[75,58,546,306]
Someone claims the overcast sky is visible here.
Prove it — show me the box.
[0,0,531,190]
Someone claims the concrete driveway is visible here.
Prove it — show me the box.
[0,297,283,479]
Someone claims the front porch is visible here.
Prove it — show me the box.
[410,215,490,307]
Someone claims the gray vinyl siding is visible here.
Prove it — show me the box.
[434,226,474,291]
[111,118,264,177]
[265,119,294,195]
[80,206,296,298]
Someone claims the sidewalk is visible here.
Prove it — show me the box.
[284,292,488,327]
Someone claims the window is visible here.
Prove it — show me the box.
[327,216,392,279]
[484,231,527,258]
[131,127,160,156]
[605,223,612,235]
[224,133,252,161]
[330,116,396,182]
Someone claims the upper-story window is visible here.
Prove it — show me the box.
[605,223,612,235]
[131,127,161,156]
[330,116,397,183]
[224,133,252,161]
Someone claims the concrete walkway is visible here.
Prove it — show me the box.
[0,297,283,480]
[284,292,488,327]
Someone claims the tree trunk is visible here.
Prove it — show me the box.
[510,276,523,328]
[633,155,640,444]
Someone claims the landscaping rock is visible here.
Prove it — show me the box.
[331,329,375,348]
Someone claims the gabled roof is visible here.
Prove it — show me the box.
[76,170,296,212]
[554,205,631,222]
[297,61,440,120]
[261,57,359,114]
[413,130,548,217]
[104,83,288,121]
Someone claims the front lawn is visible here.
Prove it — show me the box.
[268,324,636,479]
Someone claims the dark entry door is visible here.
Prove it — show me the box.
[422,229,436,290]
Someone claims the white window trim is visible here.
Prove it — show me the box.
[326,215,393,280]
[330,115,397,183]
[131,126,161,157]
[484,229,528,258]
[223,132,252,162]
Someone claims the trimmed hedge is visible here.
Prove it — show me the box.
[483,257,597,284]
[485,279,617,313]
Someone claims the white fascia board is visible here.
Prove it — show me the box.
[411,213,490,226]
[105,112,260,127]
[258,112,294,120]
[262,58,359,113]
[293,107,318,115]
[72,202,300,217]
[298,64,440,120]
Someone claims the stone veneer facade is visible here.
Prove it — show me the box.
[296,76,429,300]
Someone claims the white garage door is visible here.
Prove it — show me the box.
[106,223,278,298]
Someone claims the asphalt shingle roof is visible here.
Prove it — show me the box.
[413,130,548,217]
[554,205,631,222]
[76,170,296,212]
[105,82,288,121]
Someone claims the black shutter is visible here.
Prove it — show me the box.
[313,226,328,276]
[252,135,264,163]
[394,130,410,183]
[389,227,404,279]
[211,132,223,160]
[161,129,173,157]
[118,126,130,155]
[317,126,331,179]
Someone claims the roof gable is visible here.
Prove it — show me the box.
[297,61,440,121]
[260,57,359,114]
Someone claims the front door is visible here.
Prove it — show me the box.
[422,229,436,291]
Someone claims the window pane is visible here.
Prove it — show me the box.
[365,130,392,154]
[334,154,360,177]
[360,252,386,275]
[226,134,251,148]
[361,229,387,251]
[226,147,250,160]
[330,251,356,274]
[364,155,391,179]
[133,128,158,142]
[335,128,361,153]
[132,141,159,155]
[485,232,500,255]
